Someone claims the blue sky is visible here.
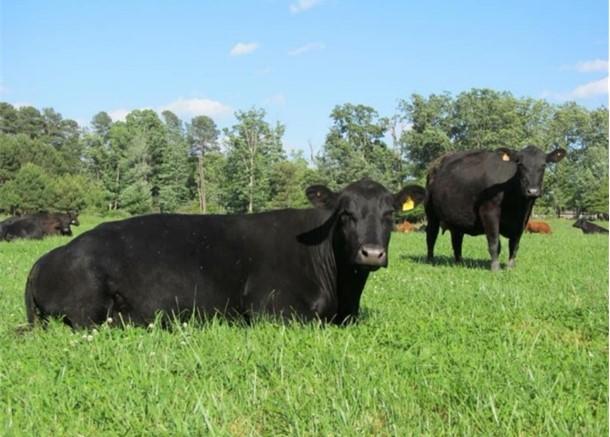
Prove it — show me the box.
[1,0,608,153]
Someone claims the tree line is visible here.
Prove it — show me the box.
[0,88,607,218]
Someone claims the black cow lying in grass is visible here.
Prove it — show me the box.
[1,212,79,241]
[25,179,425,328]
[573,218,609,234]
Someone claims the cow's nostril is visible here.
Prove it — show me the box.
[378,251,385,258]
[361,249,369,257]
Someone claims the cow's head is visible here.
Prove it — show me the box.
[306,178,425,270]
[496,145,566,198]
[573,218,586,229]
[68,211,80,226]
[57,220,72,236]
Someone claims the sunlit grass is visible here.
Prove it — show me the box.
[0,217,607,435]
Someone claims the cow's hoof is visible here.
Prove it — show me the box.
[507,259,516,269]
[490,261,500,272]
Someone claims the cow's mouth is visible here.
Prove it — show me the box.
[354,263,384,272]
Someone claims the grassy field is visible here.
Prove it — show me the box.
[0,216,607,435]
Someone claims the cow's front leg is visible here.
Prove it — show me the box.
[479,200,502,272]
[507,234,522,269]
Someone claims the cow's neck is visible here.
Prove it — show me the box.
[332,231,369,324]
[299,211,370,324]
[504,181,536,228]
[335,261,369,324]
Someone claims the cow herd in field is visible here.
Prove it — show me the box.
[2,145,607,328]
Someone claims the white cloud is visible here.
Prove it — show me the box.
[545,58,609,101]
[290,0,321,14]
[288,42,325,56]
[573,59,609,73]
[541,76,608,101]
[107,98,231,123]
[11,102,34,109]
[107,108,131,122]
[161,98,232,118]
[569,76,608,98]
[229,42,259,56]
[264,94,286,106]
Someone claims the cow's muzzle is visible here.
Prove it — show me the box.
[356,244,387,268]
[526,187,541,198]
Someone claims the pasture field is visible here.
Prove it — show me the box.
[0,216,607,435]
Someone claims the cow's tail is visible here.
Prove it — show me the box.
[24,261,42,326]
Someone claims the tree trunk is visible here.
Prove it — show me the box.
[113,163,120,210]
[248,152,255,213]
[197,155,207,213]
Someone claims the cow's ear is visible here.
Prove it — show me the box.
[495,147,517,162]
[306,185,338,209]
[546,148,566,163]
[394,185,426,211]
[486,150,518,185]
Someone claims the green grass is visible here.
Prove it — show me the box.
[0,216,607,435]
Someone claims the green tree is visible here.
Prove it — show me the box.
[318,103,399,189]
[158,110,190,212]
[16,106,45,139]
[125,109,166,207]
[0,102,18,134]
[397,93,454,177]
[0,163,52,213]
[451,89,525,150]
[187,115,219,213]
[0,133,65,182]
[267,152,318,209]
[223,108,285,213]
[46,174,91,212]
[119,133,153,214]
[91,111,113,139]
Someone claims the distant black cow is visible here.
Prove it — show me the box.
[1,212,79,241]
[573,218,609,234]
[25,179,425,328]
[425,145,566,271]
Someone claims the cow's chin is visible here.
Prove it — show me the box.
[353,263,384,272]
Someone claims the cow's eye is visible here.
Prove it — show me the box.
[382,211,394,220]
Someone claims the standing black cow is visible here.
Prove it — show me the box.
[25,179,425,328]
[573,218,609,234]
[425,145,566,271]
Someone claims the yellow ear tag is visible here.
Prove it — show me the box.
[402,196,415,211]
[502,153,510,161]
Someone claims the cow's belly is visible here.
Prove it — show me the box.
[241,271,337,321]
[109,264,245,322]
[439,208,484,236]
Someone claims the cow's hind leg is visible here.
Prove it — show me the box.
[32,258,114,328]
[426,217,440,262]
[450,230,464,263]
[479,202,502,272]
